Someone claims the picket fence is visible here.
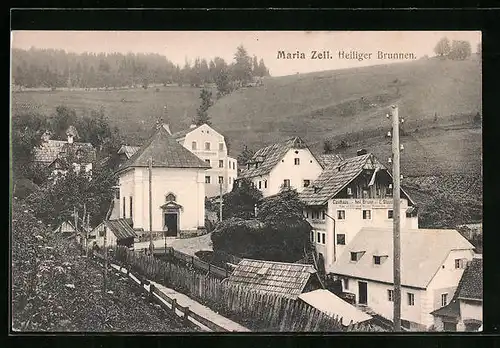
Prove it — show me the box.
[112,246,384,332]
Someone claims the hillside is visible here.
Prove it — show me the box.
[12,57,481,177]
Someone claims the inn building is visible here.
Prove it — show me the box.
[299,151,418,272]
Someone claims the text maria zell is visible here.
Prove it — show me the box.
[277,50,417,60]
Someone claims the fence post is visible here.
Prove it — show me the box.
[171,298,177,314]
[183,306,190,325]
[149,283,155,303]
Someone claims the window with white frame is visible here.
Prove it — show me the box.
[205,176,211,184]
[317,232,321,243]
[219,142,224,151]
[205,142,211,150]
[205,159,211,166]
[218,176,224,184]
[337,210,345,220]
[407,293,415,306]
[388,210,394,219]
[294,158,300,165]
[303,179,310,187]
[336,234,346,245]
[363,210,372,219]
[321,233,325,244]
[343,278,349,290]
[310,231,314,242]
[219,160,224,168]
[192,141,197,150]
[258,181,262,189]
[283,179,290,188]
[264,180,268,189]
[388,289,394,302]
[441,293,448,307]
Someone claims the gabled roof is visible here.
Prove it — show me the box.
[116,126,210,174]
[299,153,415,206]
[34,140,96,164]
[104,218,137,240]
[457,258,482,301]
[239,136,321,179]
[330,227,474,289]
[117,145,140,159]
[298,289,372,325]
[431,258,482,320]
[225,258,317,300]
[171,123,226,140]
[317,154,344,168]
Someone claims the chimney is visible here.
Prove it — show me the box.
[357,149,368,156]
[190,124,197,129]
[162,124,172,135]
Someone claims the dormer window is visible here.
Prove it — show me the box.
[373,255,388,265]
[350,251,365,262]
[314,186,321,194]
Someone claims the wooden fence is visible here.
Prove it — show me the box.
[112,247,384,332]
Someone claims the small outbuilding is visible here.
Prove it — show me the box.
[91,218,137,249]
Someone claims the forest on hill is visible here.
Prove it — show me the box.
[11,45,270,92]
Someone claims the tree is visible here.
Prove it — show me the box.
[434,37,451,57]
[448,40,472,60]
[232,45,253,85]
[252,56,259,76]
[237,145,255,165]
[477,42,482,57]
[257,187,307,226]
[193,88,214,126]
[323,140,335,154]
[258,58,270,77]
[222,178,263,219]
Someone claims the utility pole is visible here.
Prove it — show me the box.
[388,105,402,331]
[148,156,154,254]
[103,224,108,293]
[83,203,87,255]
[219,181,223,222]
[74,206,79,249]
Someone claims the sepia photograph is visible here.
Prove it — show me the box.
[10,30,482,333]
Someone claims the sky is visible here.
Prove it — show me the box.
[11,31,481,77]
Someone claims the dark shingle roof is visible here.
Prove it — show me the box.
[299,153,375,205]
[225,258,316,300]
[117,145,140,159]
[457,258,482,301]
[105,219,137,240]
[34,140,96,164]
[299,153,415,206]
[318,154,344,167]
[116,126,210,173]
[239,137,320,179]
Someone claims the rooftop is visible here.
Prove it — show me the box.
[330,227,474,289]
[104,218,137,240]
[34,139,96,164]
[116,126,211,174]
[239,136,320,179]
[117,145,141,159]
[225,258,317,300]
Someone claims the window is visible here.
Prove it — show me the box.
[233,162,236,170]
[443,321,457,332]
[229,177,232,184]
[321,233,325,244]
[386,184,393,196]
[322,211,326,220]
[303,179,310,187]
[122,197,126,218]
[115,188,120,200]
[351,251,365,262]
[310,231,314,242]
[343,278,349,290]
[388,210,393,219]
[374,256,381,265]
[191,141,197,150]
[441,293,448,307]
[283,179,290,188]
[264,180,267,189]
[388,289,394,302]
[205,142,211,150]
[336,234,346,245]
[218,176,224,184]
[205,159,211,166]
[363,210,371,219]
[258,181,262,189]
[219,160,224,168]
[166,193,176,202]
[99,230,105,237]
[294,158,300,165]
[317,232,321,243]
[347,187,353,195]
[407,293,415,306]
[129,196,133,220]
[219,143,224,151]
[337,210,345,220]
[205,176,211,184]
[455,259,467,269]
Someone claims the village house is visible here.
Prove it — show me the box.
[329,227,475,330]
[114,125,210,238]
[238,137,324,197]
[224,258,323,299]
[299,151,418,271]
[90,218,137,249]
[116,123,237,198]
[52,220,79,237]
[33,126,96,178]
[431,258,482,332]
[171,123,238,197]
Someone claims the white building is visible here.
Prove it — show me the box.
[171,123,238,197]
[116,123,237,198]
[431,258,482,332]
[115,125,210,237]
[300,152,418,271]
[238,136,324,197]
[329,227,475,330]
[90,218,137,248]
